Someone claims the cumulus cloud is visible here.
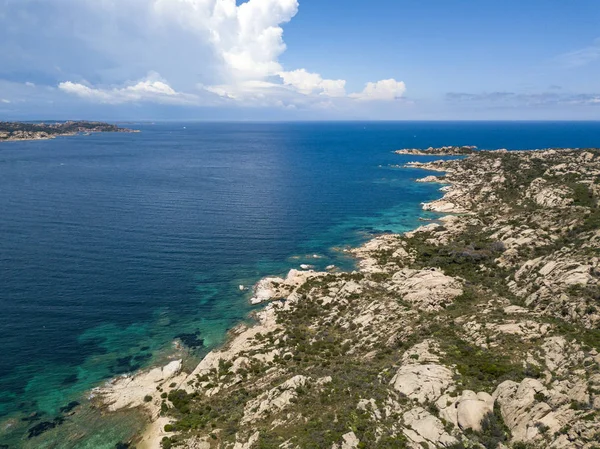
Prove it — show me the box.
[202,80,290,102]
[279,69,346,97]
[151,0,299,81]
[59,73,198,105]
[350,79,407,101]
[2,0,407,109]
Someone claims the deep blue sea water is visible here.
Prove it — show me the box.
[0,121,599,448]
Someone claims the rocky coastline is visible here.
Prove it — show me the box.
[94,147,600,449]
[395,146,478,156]
[0,121,138,142]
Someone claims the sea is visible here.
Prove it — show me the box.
[0,121,599,448]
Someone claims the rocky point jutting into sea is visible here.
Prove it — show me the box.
[93,147,599,449]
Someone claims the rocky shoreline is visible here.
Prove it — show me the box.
[395,146,478,156]
[94,147,600,449]
[0,121,138,142]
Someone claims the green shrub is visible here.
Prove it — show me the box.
[573,184,595,207]
[476,408,510,448]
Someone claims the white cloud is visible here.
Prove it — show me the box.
[321,79,347,98]
[1,99,11,104]
[350,79,407,101]
[279,69,346,97]
[25,82,36,87]
[59,73,198,105]
[1,0,406,108]
[151,0,299,81]
[202,80,289,101]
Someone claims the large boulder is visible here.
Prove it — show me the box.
[402,407,457,447]
[456,391,495,431]
[391,268,463,311]
[391,364,454,403]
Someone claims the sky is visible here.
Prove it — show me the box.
[0,0,599,120]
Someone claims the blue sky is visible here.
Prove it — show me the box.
[0,0,599,120]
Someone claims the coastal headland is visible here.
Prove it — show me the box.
[50,147,600,448]
[0,121,138,142]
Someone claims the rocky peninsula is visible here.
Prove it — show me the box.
[395,146,478,156]
[0,121,137,142]
[94,147,600,449]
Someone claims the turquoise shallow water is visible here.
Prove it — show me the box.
[0,121,599,447]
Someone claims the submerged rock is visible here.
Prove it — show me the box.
[58,401,80,414]
[175,330,205,349]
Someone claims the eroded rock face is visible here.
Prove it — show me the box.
[391,364,454,403]
[510,253,600,328]
[400,339,441,364]
[402,407,457,447]
[461,318,551,348]
[352,234,413,273]
[233,431,260,449]
[241,375,309,424]
[494,378,553,443]
[250,269,324,304]
[422,194,470,214]
[391,268,463,311]
[526,178,574,208]
[94,360,183,412]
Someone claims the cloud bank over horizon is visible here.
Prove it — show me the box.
[1,0,407,113]
[1,0,599,120]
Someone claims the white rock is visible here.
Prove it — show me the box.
[403,407,457,446]
[392,268,463,311]
[456,391,494,431]
[94,360,183,411]
[391,364,454,403]
[233,431,260,449]
[241,375,309,424]
[494,378,552,443]
[341,431,360,449]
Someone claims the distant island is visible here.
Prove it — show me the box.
[0,121,138,142]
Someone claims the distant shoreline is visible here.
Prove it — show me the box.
[0,120,139,143]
